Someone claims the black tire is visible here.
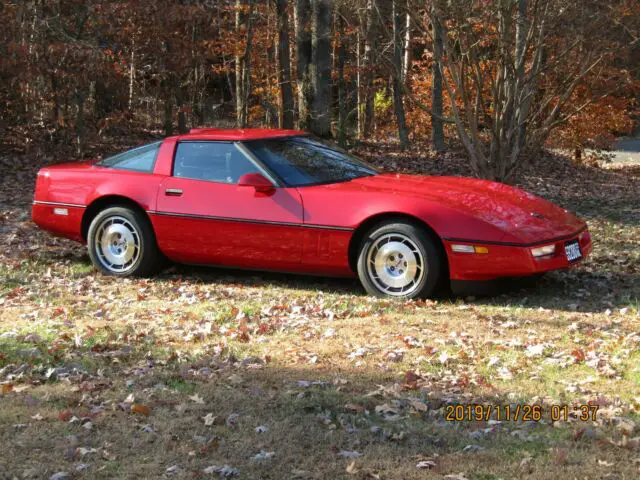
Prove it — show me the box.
[356,220,443,299]
[87,206,161,277]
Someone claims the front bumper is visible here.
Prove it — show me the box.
[445,228,592,281]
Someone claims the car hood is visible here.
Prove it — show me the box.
[347,174,585,244]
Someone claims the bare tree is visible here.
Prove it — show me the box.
[360,0,377,138]
[414,0,634,180]
[235,0,253,128]
[276,0,294,129]
[392,0,409,147]
[336,9,347,146]
[431,4,445,152]
[295,0,312,129]
[402,0,412,84]
[310,0,333,137]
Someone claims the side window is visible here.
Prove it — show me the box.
[98,141,161,172]
[173,142,260,184]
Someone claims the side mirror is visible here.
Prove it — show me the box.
[237,173,275,194]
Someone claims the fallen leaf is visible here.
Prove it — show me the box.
[202,465,239,477]
[131,403,151,416]
[340,450,361,458]
[571,348,586,363]
[189,393,205,404]
[251,450,275,461]
[416,460,437,469]
[77,447,98,456]
[375,404,400,416]
[202,413,216,426]
[58,410,73,422]
[49,473,70,480]
[526,344,545,357]
[166,465,182,476]
[520,455,533,467]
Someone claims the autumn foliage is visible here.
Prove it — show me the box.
[0,0,637,179]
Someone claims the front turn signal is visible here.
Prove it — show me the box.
[452,244,489,254]
[531,244,556,257]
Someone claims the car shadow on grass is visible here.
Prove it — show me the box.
[165,263,364,296]
[53,243,636,315]
[161,263,637,315]
[459,269,639,314]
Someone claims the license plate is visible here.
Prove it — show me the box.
[564,240,582,262]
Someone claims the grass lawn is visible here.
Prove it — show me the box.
[0,147,639,479]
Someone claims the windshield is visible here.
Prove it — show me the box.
[244,136,378,187]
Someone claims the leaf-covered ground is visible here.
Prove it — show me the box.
[0,144,639,479]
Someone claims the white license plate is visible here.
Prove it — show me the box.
[564,240,582,262]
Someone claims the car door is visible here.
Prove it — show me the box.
[152,141,305,270]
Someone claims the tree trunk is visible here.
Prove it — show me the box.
[51,72,63,128]
[73,89,86,157]
[514,0,529,150]
[235,0,253,127]
[310,0,332,137]
[431,9,445,152]
[295,0,312,130]
[164,93,173,137]
[276,0,294,129]
[336,11,347,147]
[129,38,135,110]
[176,84,188,134]
[402,2,412,85]
[361,0,376,138]
[356,30,362,137]
[94,77,114,120]
[235,0,244,126]
[392,0,409,148]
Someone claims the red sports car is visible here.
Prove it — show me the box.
[32,128,592,298]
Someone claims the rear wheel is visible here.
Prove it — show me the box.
[87,206,160,277]
[356,221,442,299]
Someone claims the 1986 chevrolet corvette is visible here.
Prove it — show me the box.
[32,128,592,298]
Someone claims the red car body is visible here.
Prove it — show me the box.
[32,129,591,284]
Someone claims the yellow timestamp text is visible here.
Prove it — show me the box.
[444,404,599,422]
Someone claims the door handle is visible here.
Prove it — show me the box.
[165,188,183,196]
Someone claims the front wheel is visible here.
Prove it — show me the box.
[87,206,160,277]
[356,221,443,299]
